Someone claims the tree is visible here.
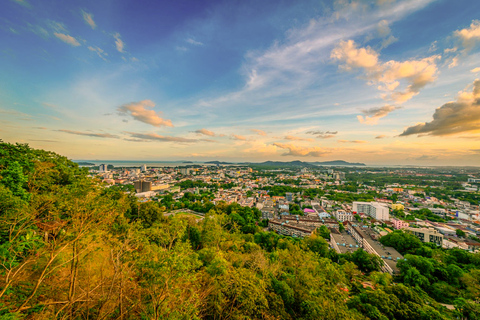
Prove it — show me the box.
[379,230,422,255]
[317,225,331,241]
[350,249,383,274]
[456,229,466,238]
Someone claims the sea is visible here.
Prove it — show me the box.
[73,160,233,168]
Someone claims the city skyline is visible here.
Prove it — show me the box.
[1,0,480,165]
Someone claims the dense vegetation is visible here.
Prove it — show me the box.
[0,142,479,319]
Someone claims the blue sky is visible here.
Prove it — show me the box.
[1,0,480,165]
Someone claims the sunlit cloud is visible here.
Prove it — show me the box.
[454,20,480,51]
[306,130,338,139]
[357,105,398,125]
[284,135,314,142]
[113,33,124,52]
[194,128,215,136]
[81,10,96,29]
[231,134,247,141]
[58,129,119,139]
[117,100,173,127]
[54,33,80,46]
[401,79,480,136]
[124,132,197,143]
[273,143,330,157]
[251,129,267,136]
[331,40,440,103]
[338,140,367,143]
[88,46,108,61]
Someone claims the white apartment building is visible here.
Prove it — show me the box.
[352,201,389,221]
[333,210,354,222]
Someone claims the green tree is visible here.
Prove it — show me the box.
[456,229,466,238]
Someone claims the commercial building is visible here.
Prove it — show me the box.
[353,201,389,221]
[405,227,443,246]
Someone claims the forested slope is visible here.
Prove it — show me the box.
[0,142,478,319]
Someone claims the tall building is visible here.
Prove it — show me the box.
[179,168,191,175]
[99,164,107,172]
[352,201,389,221]
[141,164,147,172]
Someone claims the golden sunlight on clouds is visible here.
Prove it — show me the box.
[54,32,80,46]
[117,100,173,127]
[331,40,439,104]
[401,79,480,136]
[272,143,330,157]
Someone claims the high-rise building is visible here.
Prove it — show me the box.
[352,201,389,220]
[141,164,147,172]
[99,164,107,172]
[179,168,191,175]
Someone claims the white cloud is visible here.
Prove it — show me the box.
[186,38,203,46]
[113,33,124,52]
[470,67,480,73]
[117,100,173,127]
[54,33,80,46]
[81,10,96,29]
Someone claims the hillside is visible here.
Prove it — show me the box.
[0,141,478,319]
[309,160,366,166]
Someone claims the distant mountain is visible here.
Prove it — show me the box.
[205,161,233,165]
[309,160,366,166]
[248,160,318,168]
[75,161,95,166]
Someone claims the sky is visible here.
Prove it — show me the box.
[1,0,480,165]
